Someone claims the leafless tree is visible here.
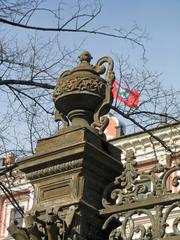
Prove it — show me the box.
[0,0,179,158]
[0,2,179,234]
[111,56,180,153]
[0,0,149,157]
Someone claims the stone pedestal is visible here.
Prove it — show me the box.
[7,51,123,240]
[18,127,122,240]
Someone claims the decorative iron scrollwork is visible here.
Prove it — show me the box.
[102,151,180,239]
[92,56,115,135]
[102,151,180,207]
[103,202,180,239]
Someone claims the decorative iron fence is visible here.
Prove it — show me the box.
[100,150,180,240]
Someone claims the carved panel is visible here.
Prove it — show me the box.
[54,77,106,99]
[41,181,70,200]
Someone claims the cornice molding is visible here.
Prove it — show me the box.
[26,159,83,180]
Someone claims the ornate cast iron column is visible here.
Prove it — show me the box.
[8,51,122,240]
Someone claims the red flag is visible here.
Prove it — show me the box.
[112,80,140,108]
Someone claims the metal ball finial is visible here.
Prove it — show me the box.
[79,51,93,63]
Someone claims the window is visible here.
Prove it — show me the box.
[9,206,24,227]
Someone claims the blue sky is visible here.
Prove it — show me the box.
[8,0,179,90]
[1,0,179,154]
[48,0,179,90]
[82,0,180,89]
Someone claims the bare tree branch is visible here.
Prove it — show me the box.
[111,106,174,154]
[0,79,55,89]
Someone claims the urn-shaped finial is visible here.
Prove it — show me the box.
[53,51,115,135]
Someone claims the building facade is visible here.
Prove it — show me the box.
[0,162,33,239]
